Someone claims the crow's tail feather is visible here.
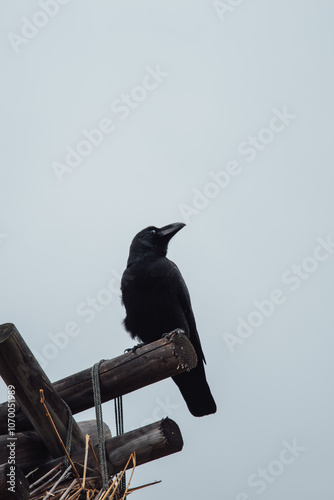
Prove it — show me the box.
[172,361,217,417]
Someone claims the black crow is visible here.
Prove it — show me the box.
[121,223,216,417]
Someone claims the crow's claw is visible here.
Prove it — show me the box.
[162,328,185,340]
[124,342,146,354]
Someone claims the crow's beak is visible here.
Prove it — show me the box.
[158,222,186,240]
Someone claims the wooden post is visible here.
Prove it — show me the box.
[0,420,112,472]
[0,464,29,500]
[0,326,197,434]
[25,418,183,478]
[0,323,85,458]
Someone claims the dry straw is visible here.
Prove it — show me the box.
[27,391,160,499]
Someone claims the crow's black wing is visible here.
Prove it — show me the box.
[169,260,206,364]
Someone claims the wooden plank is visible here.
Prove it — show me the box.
[0,326,197,434]
[0,323,85,457]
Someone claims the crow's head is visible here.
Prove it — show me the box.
[127,222,185,262]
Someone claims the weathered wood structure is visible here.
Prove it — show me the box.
[0,323,197,499]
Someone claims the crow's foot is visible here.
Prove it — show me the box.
[162,328,185,340]
[124,343,146,354]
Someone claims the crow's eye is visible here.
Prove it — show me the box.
[150,229,156,234]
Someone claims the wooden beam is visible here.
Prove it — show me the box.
[105,417,183,475]
[25,418,183,479]
[0,323,85,457]
[0,463,29,500]
[0,326,197,434]
[0,420,112,472]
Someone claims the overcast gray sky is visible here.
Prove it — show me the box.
[1,1,334,498]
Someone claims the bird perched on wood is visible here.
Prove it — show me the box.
[121,222,216,417]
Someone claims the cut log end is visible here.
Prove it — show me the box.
[0,323,85,458]
[0,323,15,344]
[161,417,184,453]
[170,331,198,372]
[105,417,184,474]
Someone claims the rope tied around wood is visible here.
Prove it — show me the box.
[91,360,126,498]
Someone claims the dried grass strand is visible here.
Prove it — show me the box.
[40,389,81,486]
